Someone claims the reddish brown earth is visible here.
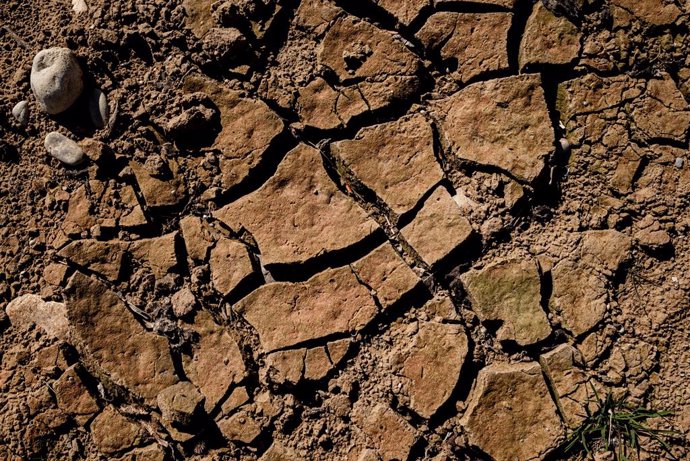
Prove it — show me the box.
[1,0,690,460]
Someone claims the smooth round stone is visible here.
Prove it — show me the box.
[11,100,29,126]
[89,88,108,128]
[72,0,88,13]
[44,132,85,166]
[30,48,84,115]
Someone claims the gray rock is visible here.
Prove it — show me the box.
[11,100,29,126]
[89,87,108,128]
[44,132,85,166]
[675,157,685,169]
[5,294,70,340]
[72,0,88,13]
[30,48,84,114]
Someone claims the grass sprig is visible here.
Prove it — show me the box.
[564,384,679,461]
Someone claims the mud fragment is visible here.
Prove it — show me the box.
[236,266,377,352]
[53,364,100,425]
[182,310,246,413]
[433,74,553,183]
[417,12,511,83]
[519,1,581,68]
[90,406,146,456]
[64,273,178,403]
[352,402,417,461]
[392,321,468,418]
[214,144,379,268]
[461,258,551,346]
[331,114,443,215]
[400,186,474,268]
[550,259,608,336]
[461,362,563,461]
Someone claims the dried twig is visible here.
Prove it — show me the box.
[1,25,29,49]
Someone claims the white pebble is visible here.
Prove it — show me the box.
[30,48,84,114]
[72,0,87,13]
[11,100,29,126]
[44,132,85,166]
[675,157,685,169]
[89,87,109,128]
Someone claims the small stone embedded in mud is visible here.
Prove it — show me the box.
[559,137,571,155]
[44,132,85,166]
[89,87,108,128]
[30,47,84,114]
[11,100,29,126]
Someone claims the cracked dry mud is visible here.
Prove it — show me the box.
[2,0,690,460]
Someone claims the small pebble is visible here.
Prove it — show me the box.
[558,137,571,155]
[675,157,685,169]
[31,48,83,114]
[72,0,87,13]
[44,132,85,166]
[89,87,109,128]
[11,101,29,126]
